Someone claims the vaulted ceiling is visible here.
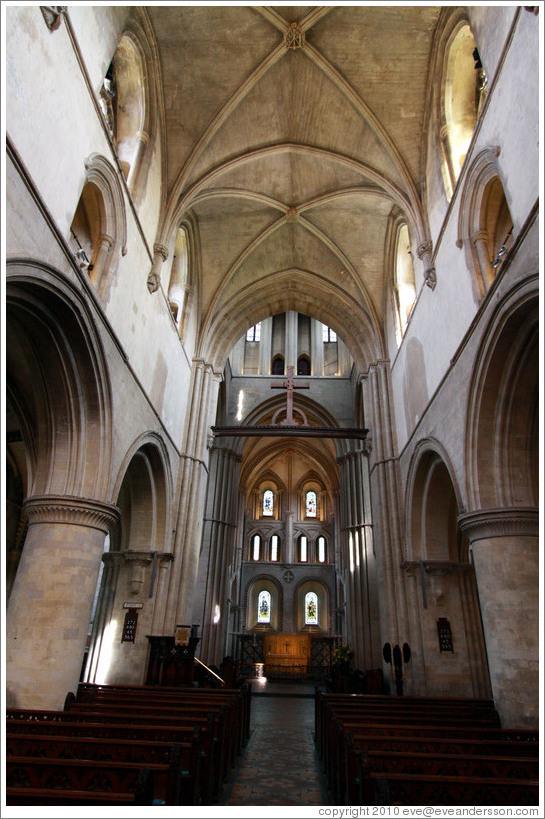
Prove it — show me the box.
[147,5,443,363]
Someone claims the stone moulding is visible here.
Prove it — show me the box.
[457,507,539,540]
[23,495,120,532]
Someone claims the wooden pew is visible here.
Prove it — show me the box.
[5,758,167,805]
[6,731,202,805]
[314,691,539,806]
[7,710,217,804]
[368,771,539,806]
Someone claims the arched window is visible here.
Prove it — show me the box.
[322,325,337,343]
[168,226,190,335]
[297,355,311,375]
[305,490,317,518]
[246,323,261,342]
[393,224,416,345]
[252,534,261,561]
[305,592,318,625]
[317,536,327,563]
[262,489,274,517]
[270,534,280,562]
[70,154,127,293]
[298,535,308,562]
[442,23,488,197]
[257,590,271,624]
[271,355,285,375]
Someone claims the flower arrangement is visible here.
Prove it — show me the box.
[331,644,354,671]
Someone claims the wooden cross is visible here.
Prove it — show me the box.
[271,365,309,426]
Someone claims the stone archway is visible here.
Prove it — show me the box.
[5,265,117,709]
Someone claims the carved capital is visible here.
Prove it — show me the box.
[284,22,304,50]
[417,240,433,260]
[153,243,169,262]
[471,229,489,245]
[458,507,539,541]
[24,494,120,533]
[40,6,66,31]
[424,267,437,289]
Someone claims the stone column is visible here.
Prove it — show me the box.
[310,318,324,375]
[285,510,295,563]
[195,441,241,665]
[337,446,380,671]
[458,507,539,729]
[362,363,413,688]
[126,129,149,191]
[6,494,120,709]
[259,317,273,375]
[163,359,222,632]
[90,233,113,287]
[285,310,298,370]
[83,550,123,684]
[471,229,494,289]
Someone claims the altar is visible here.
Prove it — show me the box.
[263,633,310,678]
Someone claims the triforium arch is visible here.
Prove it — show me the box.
[70,153,128,294]
[403,440,490,699]
[459,282,538,728]
[457,147,515,298]
[436,9,487,199]
[100,11,162,201]
[83,436,174,686]
[5,263,119,709]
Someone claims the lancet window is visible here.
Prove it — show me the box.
[257,590,271,624]
[305,592,318,625]
[305,490,317,518]
[317,536,327,563]
[262,489,274,517]
[252,534,262,561]
[270,534,280,562]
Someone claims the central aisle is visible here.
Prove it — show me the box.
[222,680,329,806]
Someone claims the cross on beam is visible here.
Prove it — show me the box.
[271,365,309,426]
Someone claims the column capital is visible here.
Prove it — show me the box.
[23,494,120,533]
[458,507,539,541]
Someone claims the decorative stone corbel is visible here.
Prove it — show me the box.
[147,243,169,294]
[417,240,437,290]
[40,6,66,31]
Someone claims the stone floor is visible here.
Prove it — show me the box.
[221,678,330,806]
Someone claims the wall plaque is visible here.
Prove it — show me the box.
[122,609,138,643]
[437,617,453,652]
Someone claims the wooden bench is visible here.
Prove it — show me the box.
[368,771,539,806]
[7,710,217,804]
[6,731,202,805]
[5,757,168,805]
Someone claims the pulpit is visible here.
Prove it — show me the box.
[145,635,200,686]
[263,633,310,678]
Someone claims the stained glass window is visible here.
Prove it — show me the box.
[252,534,261,561]
[258,590,271,623]
[317,536,327,563]
[305,592,318,625]
[299,535,308,562]
[270,534,279,562]
[246,323,261,342]
[305,490,317,518]
[262,489,274,517]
